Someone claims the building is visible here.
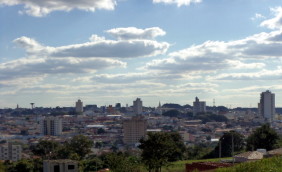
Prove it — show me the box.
[41,116,62,136]
[123,116,147,145]
[43,159,78,172]
[75,99,83,113]
[0,143,22,161]
[133,98,143,115]
[193,97,206,116]
[258,90,275,121]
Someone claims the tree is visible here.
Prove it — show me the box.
[80,157,104,172]
[217,131,245,157]
[162,110,180,117]
[65,135,94,159]
[30,140,60,159]
[246,124,279,151]
[103,152,140,172]
[139,132,186,172]
[8,159,34,172]
[205,131,245,158]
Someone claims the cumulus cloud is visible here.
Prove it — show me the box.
[144,29,282,73]
[208,67,282,81]
[251,13,265,21]
[0,0,116,17]
[260,7,282,30]
[91,72,199,84]
[153,0,202,7]
[14,29,169,58]
[106,27,166,40]
[0,57,125,81]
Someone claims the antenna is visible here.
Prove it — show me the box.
[213,99,215,107]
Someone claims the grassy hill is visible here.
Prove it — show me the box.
[216,156,282,172]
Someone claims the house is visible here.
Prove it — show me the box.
[43,159,78,172]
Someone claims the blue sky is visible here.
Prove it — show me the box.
[1,0,282,108]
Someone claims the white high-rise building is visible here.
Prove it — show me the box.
[258,90,275,121]
[75,99,83,113]
[193,97,206,116]
[41,116,62,136]
[133,98,143,115]
[0,143,22,161]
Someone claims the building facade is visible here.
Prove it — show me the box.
[123,116,147,145]
[75,99,83,113]
[133,98,143,115]
[0,143,22,161]
[193,97,206,116]
[258,90,275,121]
[43,159,78,172]
[41,116,62,136]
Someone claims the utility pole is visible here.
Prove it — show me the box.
[232,133,234,164]
[219,140,221,159]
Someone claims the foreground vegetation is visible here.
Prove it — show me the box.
[216,156,282,172]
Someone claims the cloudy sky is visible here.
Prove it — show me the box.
[1,0,282,108]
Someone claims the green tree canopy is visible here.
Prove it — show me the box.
[204,131,245,158]
[65,135,94,159]
[246,124,279,151]
[162,110,180,117]
[30,140,60,159]
[138,132,186,172]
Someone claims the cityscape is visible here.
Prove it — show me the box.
[0,90,282,171]
[1,0,282,171]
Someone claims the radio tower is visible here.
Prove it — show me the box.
[30,103,34,109]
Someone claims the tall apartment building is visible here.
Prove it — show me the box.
[75,99,83,113]
[258,90,275,121]
[41,116,62,136]
[193,97,206,116]
[0,143,22,161]
[123,116,147,145]
[133,98,143,115]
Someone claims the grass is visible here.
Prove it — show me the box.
[216,156,282,172]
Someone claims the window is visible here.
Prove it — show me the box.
[68,165,75,170]
[54,165,60,172]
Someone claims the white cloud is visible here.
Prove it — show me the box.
[251,13,265,21]
[153,0,202,7]
[208,67,282,81]
[0,0,116,17]
[260,7,282,29]
[106,27,166,40]
[14,29,169,58]
[0,57,126,81]
[145,29,282,74]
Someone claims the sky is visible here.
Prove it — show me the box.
[1,0,282,108]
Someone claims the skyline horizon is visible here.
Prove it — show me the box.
[1,1,282,108]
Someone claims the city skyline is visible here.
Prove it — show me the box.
[1,0,282,108]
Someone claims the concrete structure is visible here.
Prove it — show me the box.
[43,159,78,172]
[41,116,62,136]
[193,97,206,116]
[234,151,264,162]
[123,116,147,144]
[133,98,143,115]
[75,99,83,113]
[0,143,22,161]
[258,90,275,121]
